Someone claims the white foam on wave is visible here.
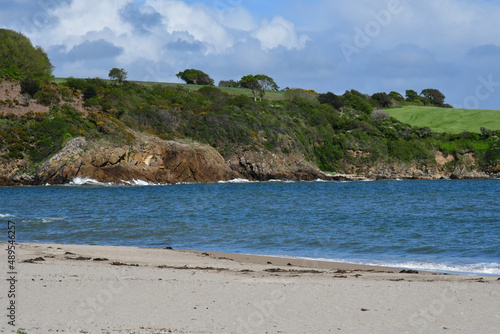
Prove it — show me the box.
[277,255,500,276]
[68,177,114,186]
[121,179,159,186]
[0,213,13,218]
[381,261,500,276]
[41,217,65,223]
[218,178,257,184]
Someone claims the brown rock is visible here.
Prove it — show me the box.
[227,149,330,181]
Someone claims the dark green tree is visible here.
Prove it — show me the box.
[83,86,97,101]
[176,69,214,85]
[239,75,261,101]
[0,29,53,81]
[388,91,404,102]
[318,92,344,110]
[421,88,445,106]
[342,90,373,114]
[405,90,418,102]
[108,68,127,85]
[239,74,278,101]
[20,78,41,98]
[255,74,279,100]
[218,79,239,88]
[371,92,392,108]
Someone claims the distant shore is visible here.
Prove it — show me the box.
[3,242,499,333]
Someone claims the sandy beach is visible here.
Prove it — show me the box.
[1,243,499,333]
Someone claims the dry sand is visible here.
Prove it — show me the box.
[1,243,499,333]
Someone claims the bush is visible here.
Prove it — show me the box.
[34,82,60,106]
[20,78,41,97]
[342,90,373,115]
[0,29,53,81]
[176,69,214,85]
[318,92,344,110]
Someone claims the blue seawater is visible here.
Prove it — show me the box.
[1,179,499,275]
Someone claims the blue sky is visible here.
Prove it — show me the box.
[2,0,500,109]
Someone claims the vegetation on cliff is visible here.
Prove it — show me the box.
[1,29,499,180]
[2,77,499,176]
[0,29,53,82]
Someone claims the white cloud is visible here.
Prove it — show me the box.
[252,16,309,50]
[3,0,500,108]
[146,0,234,54]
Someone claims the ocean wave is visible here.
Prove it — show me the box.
[282,256,500,276]
[0,213,13,218]
[355,260,499,276]
[268,179,298,183]
[67,177,115,186]
[121,179,160,186]
[218,179,257,184]
[41,217,65,223]
[380,261,500,276]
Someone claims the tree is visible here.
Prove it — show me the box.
[239,74,278,101]
[318,92,344,110]
[0,29,53,81]
[255,74,279,100]
[342,90,373,114]
[388,91,404,102]
[218,79,239,88]
[420,88,445,106]
[109,68,127,85]
[239,75,261,101]
[20,78,41,98]
[176,69,214,85]
[405,90,418,102]
[371,92,392,108]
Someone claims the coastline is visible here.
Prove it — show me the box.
[3,242,499,333]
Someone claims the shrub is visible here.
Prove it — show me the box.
[20,78,41,97]
[318,92,344,110]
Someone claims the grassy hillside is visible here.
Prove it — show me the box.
[386,106,500,134]
[55,78,288,101]
[3,78,499,175]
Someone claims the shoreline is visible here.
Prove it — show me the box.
[2,175,499,188]
[3,242,499,333]
[9,241,500,277]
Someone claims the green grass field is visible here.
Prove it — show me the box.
[385,106,500,134]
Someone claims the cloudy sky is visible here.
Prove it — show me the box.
[2,0,500,109]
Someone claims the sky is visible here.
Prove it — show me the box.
[2,0,500,109]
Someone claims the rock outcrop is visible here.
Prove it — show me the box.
[1,135,243,185]
[227,149,330,181]
[0,136,496,186]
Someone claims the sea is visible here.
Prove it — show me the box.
[1,178,499,276]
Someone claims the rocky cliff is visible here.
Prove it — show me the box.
[227,149,328,181]
[0,132,335,186]
[0,134,496,186]
[0,135,240,185]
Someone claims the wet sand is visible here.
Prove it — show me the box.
[2,242,499,333]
